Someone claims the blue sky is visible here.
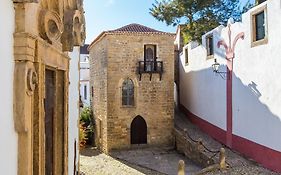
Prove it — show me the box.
[84,0,254,44]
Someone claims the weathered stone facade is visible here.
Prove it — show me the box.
[89,24,175,153]
[12,0,85,174]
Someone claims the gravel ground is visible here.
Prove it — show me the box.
[80,148,165,175]
[111,147,201,175]
[79,110,280,175]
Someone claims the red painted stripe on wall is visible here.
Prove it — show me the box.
[232,134,281,173]
[179,104,281,173]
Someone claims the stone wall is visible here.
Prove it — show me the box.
[89,36,109,153]
[174,129,215,168]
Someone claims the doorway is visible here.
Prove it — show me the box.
[130,116,147,144]
[44,69,65,175]
[45,70,55,175]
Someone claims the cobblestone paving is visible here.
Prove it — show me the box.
[175,110,281,175]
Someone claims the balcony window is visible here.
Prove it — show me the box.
[138,44,163,81]
[144,45,157,71]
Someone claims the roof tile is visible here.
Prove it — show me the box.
[89,23,175,48]
[108,23,163,33]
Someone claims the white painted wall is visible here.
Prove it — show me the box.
[80,81,90,106]
[0,1,18,174]
[80,53,90,106]
[179,26,227,130]
[179,0,281,152]
[233,0,281,151]
[68,47,80,174]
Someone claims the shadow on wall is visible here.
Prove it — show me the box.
[231,73,281,147]
[179,62,281,172]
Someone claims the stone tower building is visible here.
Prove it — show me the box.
[89,23,175,153]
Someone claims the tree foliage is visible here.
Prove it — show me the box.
[150,0,253,43]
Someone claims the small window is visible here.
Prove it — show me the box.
[255,11,265,41]
[122,79,134,106]
[251,5,268,47]
[84,85,87,100]
[206,35,214,57]
[185,48,189,65]
[91,86,94,98]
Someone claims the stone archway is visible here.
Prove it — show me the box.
[130,116,147,144]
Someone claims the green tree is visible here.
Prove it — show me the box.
[150,0,253,43]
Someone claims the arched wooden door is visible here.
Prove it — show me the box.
[131,116,147,144]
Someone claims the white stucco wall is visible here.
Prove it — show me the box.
[0,1,17,174]
[233,0,281,151]
[179,0,281,152]
[80,53,90,106]
[179,26,227,130]
[80,81,90,106]
[68,47,80,174]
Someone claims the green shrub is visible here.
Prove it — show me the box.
[80,107,93,126]
[80,107,95,146]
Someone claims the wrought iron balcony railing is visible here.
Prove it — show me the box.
[138,60,163,81]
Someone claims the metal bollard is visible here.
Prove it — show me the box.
[178,160,185,175]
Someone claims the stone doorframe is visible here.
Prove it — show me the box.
[12,0,85,174]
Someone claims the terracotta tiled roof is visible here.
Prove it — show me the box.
[108,23,164,33]
[89,23,175,49]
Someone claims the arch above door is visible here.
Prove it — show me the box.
[130,116,147,144]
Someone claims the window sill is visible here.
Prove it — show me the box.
[251,37,268,47]
[206,55,214,60]
[121,105,136,108]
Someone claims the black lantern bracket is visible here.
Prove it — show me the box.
[212,59,227,80]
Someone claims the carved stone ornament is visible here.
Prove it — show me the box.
[14,62,37,133]
[73,10,86,46]
[61,9,86,51]
[39,9,63,43]
[26,67,38,96]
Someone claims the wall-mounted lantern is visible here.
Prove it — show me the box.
[212,59,227,79]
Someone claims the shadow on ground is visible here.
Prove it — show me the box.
[80,147,101,157]
[110,147,202,175]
